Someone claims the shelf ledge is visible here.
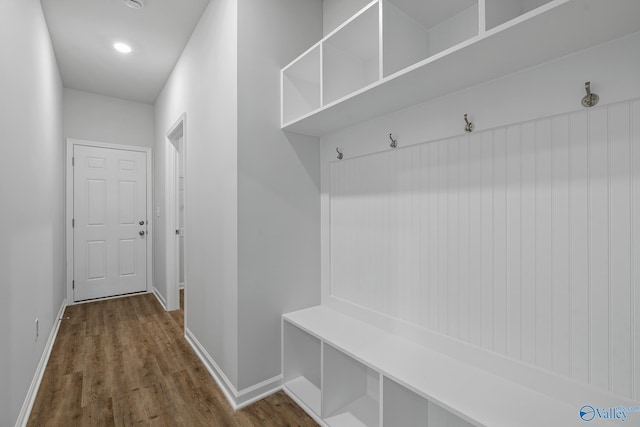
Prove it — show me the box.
[281,0,640,136]
[284,305,634,427]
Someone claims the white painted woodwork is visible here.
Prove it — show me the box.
[283,306,630,427]
[282,44,321,124]
[383,377,474,427]
[73,145,147,301]
[323,2,379,105]
[283,321,322,417]
[485,0,552,30]
[330,98,640,400]
[322,343,379,426]
[281,0,640,135]
[383,0,478,76]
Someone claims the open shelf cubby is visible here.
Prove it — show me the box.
[383,377,475,427]
[281,0,640,136]
[382,0,478,77]
[322,344,380,427]
[281,43,321,125]
[323,2,380,106]
[485,0,554,30]
[282,321,321,417]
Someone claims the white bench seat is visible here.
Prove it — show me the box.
[283,305,623,427]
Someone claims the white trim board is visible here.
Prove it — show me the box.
[164,113,187,312]
[15,300,67,427]
[65,138,153,305]
[153,287,167,311]
[184,328,282,410]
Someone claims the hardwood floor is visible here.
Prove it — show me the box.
[27,292,318,427]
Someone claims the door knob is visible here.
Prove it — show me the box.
[139,230,145,236]
[139,220,145,225]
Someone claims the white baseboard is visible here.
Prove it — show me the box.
[152,287,167,310]
[184,327,282,410]
[15,299,67,427]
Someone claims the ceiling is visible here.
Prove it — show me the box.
[41,0,211,104]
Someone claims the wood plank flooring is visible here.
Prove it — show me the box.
[27,292,318,427]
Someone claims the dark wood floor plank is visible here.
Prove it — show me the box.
[28,292,318,427]
[81,397,116,427]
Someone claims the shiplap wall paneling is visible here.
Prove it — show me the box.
[568,109,590,385]
[330,99,640,399]
[609,101,632,398]
[589,106,609,391]
[551,115,571,378]
[505,124,522,361]
[633,99,640,401]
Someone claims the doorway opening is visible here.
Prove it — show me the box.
[166,114,186,314]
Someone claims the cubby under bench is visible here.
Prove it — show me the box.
[282,305,629,427]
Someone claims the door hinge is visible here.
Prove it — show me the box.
[72,280,75,290]
[72,218,75,228]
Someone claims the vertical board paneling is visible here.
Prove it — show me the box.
[468,134,483,348]
[329,99,640,398]
[506,125,522,360]
[428,142,440,330]
[493,129,508,356]
[520,122,537,365]
[418,143,430,329]
[480,131,494,350]
[448,140,460,339]
[569,110,590,384]
[632,100,640,401]
[458,136,471,343]
[535,119,553,371]
[609,103,632,398]
[409,146,422,325]
[551,115,571,377]
[397,147,410,319]
[589,107,610,391]
[438,142,449,334]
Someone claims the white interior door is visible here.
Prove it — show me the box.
[73,145,148,301]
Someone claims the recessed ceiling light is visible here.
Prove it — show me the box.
[124,0,145,9]
[113,42,132,54]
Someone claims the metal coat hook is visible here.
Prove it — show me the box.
[581,81,599,108]
[464,114,474,133]
[336,147,343,160]
[389,133,397,148]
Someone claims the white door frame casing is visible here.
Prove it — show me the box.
[165,114,187,312]
[65,139,153,304]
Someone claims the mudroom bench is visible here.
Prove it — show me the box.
[282,305,630,427]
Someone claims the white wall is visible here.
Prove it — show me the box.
[155,0,322,404]
[64,88,154,148]
[0,2,64,426]
[154,0,240,388]
[237,0,322,392]
[321,33,640,400]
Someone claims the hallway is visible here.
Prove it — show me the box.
[27,294,317,426]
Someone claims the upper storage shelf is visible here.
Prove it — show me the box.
[281,0,640,137]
